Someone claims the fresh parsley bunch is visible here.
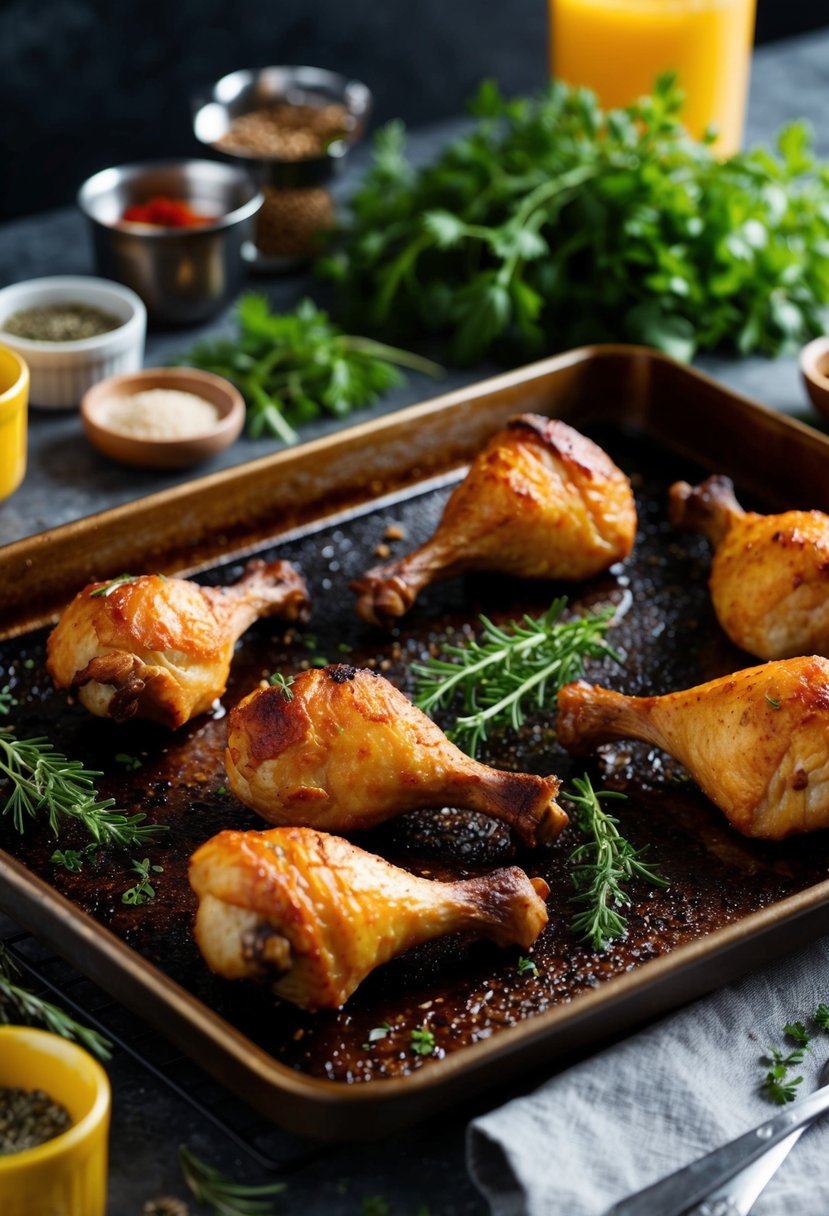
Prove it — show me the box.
[183,295,441,443]
[321,74,829,362]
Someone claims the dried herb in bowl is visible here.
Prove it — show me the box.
[3,303,121,343]
[0,1087,72,1155]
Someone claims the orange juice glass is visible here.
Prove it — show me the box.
[550,0,757,155]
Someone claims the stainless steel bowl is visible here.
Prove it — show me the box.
[77,160,264,325]
[192,66,373,189]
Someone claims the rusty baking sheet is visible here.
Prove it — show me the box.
[1,345,829,1140]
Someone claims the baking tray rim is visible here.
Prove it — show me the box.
[3,342,829,1130]
[2,848,828,1107]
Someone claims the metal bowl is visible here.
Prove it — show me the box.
[192,66,373,189]
[77,160,264,326]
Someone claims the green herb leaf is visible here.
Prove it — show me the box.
[0,731,166,848]
[323,76,829,362]
[410,1026,437,1056]
[516,956,539,977]
[784,1021,811,1045]
[766,694,781,710]
[412,596,620,756]
[814,1003,829,1031]
[180,296,442,444]
[121,857,163,906]
[50,847,94,873]
[567,775,669,951]
[0,944,111,1060]
[178,1144,285,1216]
[114,752,142,772]
[0,686,17,715]
[268,673,295,701]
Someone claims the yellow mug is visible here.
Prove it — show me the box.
[0,345,28,502]
[0,1025,110,1216]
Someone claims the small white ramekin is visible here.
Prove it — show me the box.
[0,276,146,409]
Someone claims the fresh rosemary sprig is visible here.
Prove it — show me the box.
[0,943,112,1060]
[89,573,140,597]
[178,1144,285,1216]
[411,597,620,756]
[0,730,166,847]
[567,775,668,951]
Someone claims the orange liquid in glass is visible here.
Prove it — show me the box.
[550,0,756,155]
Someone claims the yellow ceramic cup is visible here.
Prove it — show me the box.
[0,345,29,501]
[0,1025,110,1216]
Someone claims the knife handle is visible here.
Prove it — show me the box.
[607,1081,829,1216]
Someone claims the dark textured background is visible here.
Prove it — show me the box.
[1,0,828,222]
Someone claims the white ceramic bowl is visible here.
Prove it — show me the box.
[0,276,146,409]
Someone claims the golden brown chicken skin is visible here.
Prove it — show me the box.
[352,415,637,626]
[189,826,550,1010]
[47,561,310,729]
[225,664,567,847]
[557,656,829,839]
[670,475,829,660]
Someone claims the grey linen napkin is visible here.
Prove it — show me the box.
[467,937,829,1216]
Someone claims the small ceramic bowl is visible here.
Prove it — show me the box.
[800,336,829,420]
[0,345,29,501]
[0,276,146,409]
[81,366,245,469]
[78,160,263,324]
[0,1025,110,1216]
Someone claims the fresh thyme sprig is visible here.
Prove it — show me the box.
[411,597,620,756]
[0,686,17,714]
[0,730,166,848]
[178,1144,285,1216]
[0,943,112,1060]
[567,775,669,951]
[121,857,163,906]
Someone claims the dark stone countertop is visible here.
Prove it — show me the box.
[2,27,829,1216]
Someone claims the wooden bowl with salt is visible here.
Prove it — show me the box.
[80,367,245,469]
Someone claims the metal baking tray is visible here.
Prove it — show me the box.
[2,345,829,1140]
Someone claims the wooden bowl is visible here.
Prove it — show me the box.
[81,367,244,469]
[800,336,829,421]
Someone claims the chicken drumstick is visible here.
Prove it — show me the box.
[670,474,829,659]
[47,561,310,729]
[189,826,550,1009]
[226,664,567,847]
[352,415,637,626]
[557,656,829,839]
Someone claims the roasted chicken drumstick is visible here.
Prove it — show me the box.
[190,826,550,1009]
[47,561,310,729]
[352,415,637,626]
[557,656,829,839]
[670,475,829,659]
[226,664,567,846]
